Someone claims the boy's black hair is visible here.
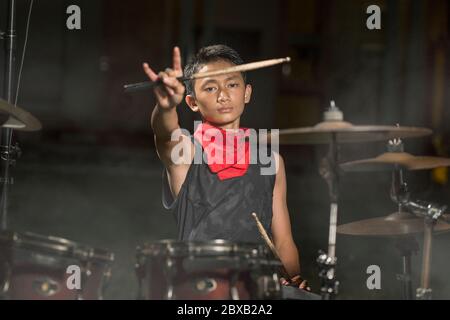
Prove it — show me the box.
[183,44,246,96]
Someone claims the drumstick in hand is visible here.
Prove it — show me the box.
[251,212,291,280]
[125,57,291,92]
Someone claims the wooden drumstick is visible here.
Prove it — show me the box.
[189,57,290,80]
[251,212,292,280]
[124,57,291,92]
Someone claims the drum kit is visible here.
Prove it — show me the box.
[2,97,447,300]
[1,5,448,298]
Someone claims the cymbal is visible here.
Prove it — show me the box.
[263,121,431,145]
[341,152,450,172]
[0,98,42,131]
[337,211,450,236]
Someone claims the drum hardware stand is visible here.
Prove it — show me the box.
[393,236,418,300]
[316,250,339,299]
[388,137,410,208]
[388,138,417,300]
[1,0,18,231]
[417,214,436,300]
[417,217,434,301]
[317,101,342,300]
[401,199,448,300]
[1,143,21,165]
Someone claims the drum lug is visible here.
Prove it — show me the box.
[76,260,93,300]
[0,262,11,299]
[98,266,112,300]
[165,257,176,300]
[229,272,240,300]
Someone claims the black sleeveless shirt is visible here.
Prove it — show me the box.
[162,137,276,244]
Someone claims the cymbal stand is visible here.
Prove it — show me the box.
[393,236,418,300]
[387,138,418,300]
[0,0,18,230]
[402,199,448,300]
[317,102,341,300]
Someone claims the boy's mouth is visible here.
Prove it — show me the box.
[217,106,233,113]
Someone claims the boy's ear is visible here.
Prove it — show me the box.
[185,95,199,112]
[244,84,252,104]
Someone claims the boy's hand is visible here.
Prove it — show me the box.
[143,46,185,109]
[280,275,311,291]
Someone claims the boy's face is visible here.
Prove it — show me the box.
[185,59,252,128]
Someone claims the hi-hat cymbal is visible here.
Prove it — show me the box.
[337,211,450,236]
[341,152,450,172]
[263,121,431,145]
[0,98,42,131]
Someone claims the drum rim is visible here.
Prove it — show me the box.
[136,239,270,257]
[0,230,114,262]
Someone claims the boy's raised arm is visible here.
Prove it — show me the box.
[143,47,188,166]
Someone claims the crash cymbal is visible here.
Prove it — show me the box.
[0,98,42,131]
[263,121,431,145]
[341,152,450,172]
[337,211,450,236]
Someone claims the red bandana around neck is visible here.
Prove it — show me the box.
[193,122,250,180]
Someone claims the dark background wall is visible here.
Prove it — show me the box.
[0,0,449,299]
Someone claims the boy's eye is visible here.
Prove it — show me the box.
[228,83,239,88]
[204,87,216,92]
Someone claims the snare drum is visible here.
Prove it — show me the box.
[136,240,281,300]
[0,230,114,300]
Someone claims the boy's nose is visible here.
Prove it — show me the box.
[217,90,231,102]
